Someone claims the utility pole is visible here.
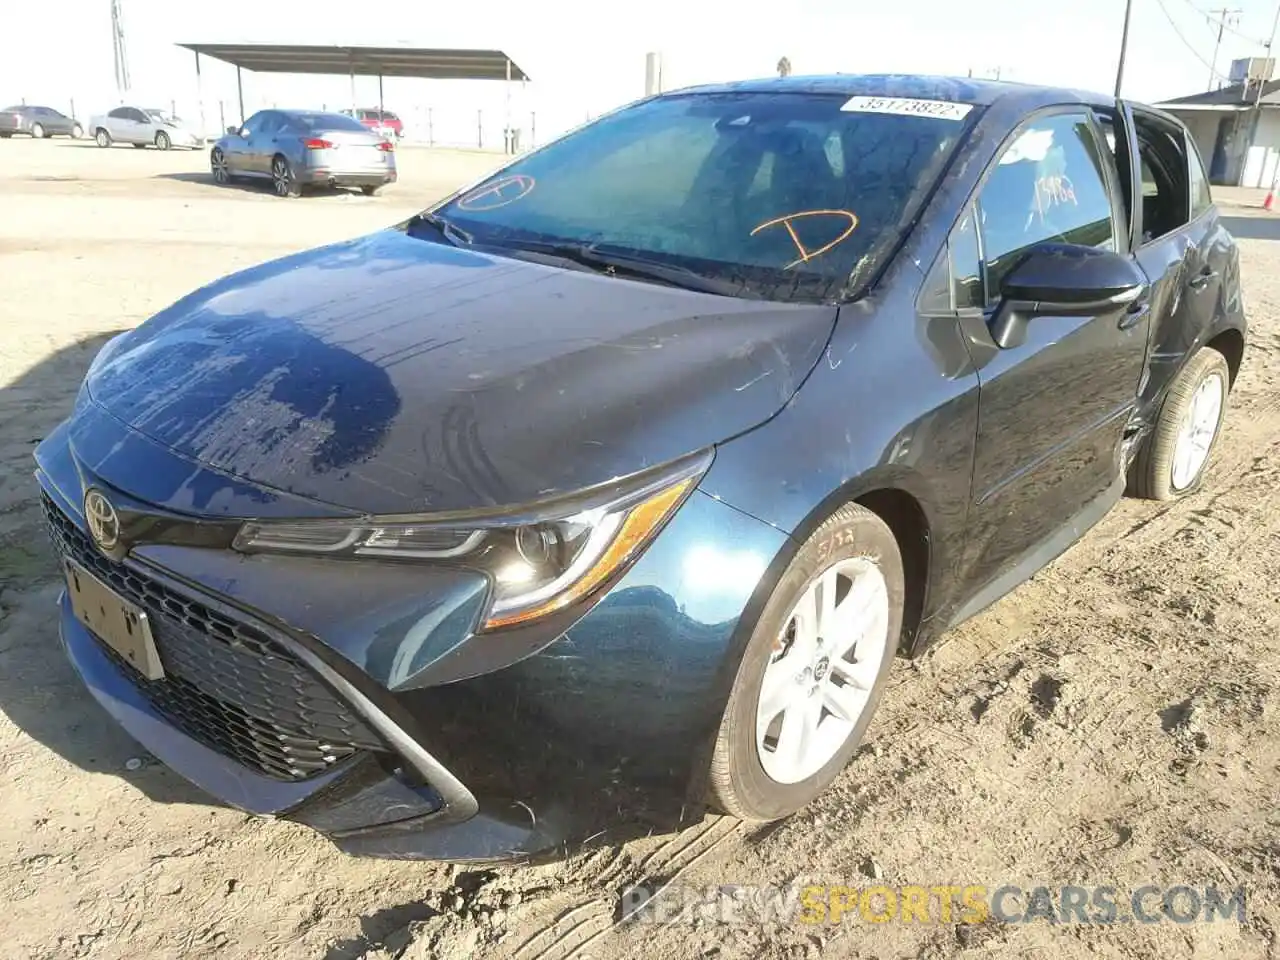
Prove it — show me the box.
[1207,8,1243,89]
[110,0,130,95]
[1115,0,1134,97]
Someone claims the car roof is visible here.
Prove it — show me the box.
[667,73,1117,111]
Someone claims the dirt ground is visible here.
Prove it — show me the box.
[1,138,1278,960]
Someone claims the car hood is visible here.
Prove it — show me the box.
[85,228,836,516]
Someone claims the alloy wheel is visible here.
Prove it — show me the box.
[1171,372,1224,491]
[755,556,890,784]
[272,158,291,196]
[31,123,44,139]
[211,150,229,184]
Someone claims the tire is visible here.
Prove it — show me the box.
[707,503,904,821]
[1128,347,1230,501]
[210,148,231,185]
[271,155,301,197]
[71,123,83,139]
[155,131,170,151]
[30,123,45,139]
[0,133,11,139]
[95,128,111,148]
[360,185,381,196]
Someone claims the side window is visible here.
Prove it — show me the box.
[108,107,128,120]
[1132,114,1190,243]
[128,108,150,123]
[1188,137,1212,219]
[977,112,1116,300]
[949,206,984,309]
[240,111,266,136]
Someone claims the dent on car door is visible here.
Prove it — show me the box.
[955,109,1149,596]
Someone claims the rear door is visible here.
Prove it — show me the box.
[244,111,286,175]
[958,108,1149,591]
[1127,107,1220,409]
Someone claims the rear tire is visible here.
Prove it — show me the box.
[71,123,83,139]
[30,123,45,139]
[155,131,171,151]
[360,185,381,196]
[210,148,231,185]
[95,128,111,147]
[707,503,903,821]
[271,155,301,197]
[0,133,11,139]
[1128,347,1230,501]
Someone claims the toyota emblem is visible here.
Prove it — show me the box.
[84,489,121,552]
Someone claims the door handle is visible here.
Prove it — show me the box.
[1188,266,1216,291]
[1118,299,1150,331]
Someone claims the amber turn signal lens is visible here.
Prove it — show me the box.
[482,478,695,630]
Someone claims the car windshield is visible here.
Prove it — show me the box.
[427,92,975,303]
[146,110,179,123]
[292,112,368,132]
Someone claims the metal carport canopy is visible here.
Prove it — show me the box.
[177,43,529,130]
[176,44,529,81]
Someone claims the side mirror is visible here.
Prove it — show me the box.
[990,243,1148,349]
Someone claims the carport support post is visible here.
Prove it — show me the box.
[236,65,245,126]
[504,57,512,154]
[194,49,206,139]
[378,74,384,125]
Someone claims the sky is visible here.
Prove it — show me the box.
[2,0,1278,145]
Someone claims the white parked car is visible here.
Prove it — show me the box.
[89,106,204,150]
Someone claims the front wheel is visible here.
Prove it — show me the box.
[271,155,301,197]
[70,123,83,139]
[210,148,231,184]
[708,503,903,821]
[155,131,170,151]
[30,123,45,139]
[95,128,111,147]
[1129,347,1230,500]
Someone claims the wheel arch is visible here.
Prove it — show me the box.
[1205,325,1245,387]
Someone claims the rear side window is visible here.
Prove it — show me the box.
[977,112,1116,300]
[1188,138,1212,219]
[108,107,128,119]
[291,112,368,133]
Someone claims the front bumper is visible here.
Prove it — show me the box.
[35,412,785,860]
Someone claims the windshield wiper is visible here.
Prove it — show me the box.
[410,212,474,248]
[497,240,750,298]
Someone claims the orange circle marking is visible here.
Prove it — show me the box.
[750,209,859,269]
[457,174,536,211]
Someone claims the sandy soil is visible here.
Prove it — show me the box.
[1,138,1278,960]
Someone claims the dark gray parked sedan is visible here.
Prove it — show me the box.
[0,105,82,139]
[210,109,397,197]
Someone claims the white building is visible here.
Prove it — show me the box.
[1156,72,1280,190]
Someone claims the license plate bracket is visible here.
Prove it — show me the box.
[64,559,165,680]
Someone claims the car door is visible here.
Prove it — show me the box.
[222,112,262,175]
[243,111,284,175]
[1127,107,1227,408]
[956,108,1150,593]
[46,108,72,135]
[104,107,129,140]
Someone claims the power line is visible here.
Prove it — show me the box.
[1154,0,1236,81]
[1174,0,1270,44]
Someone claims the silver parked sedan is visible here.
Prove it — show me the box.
[210,109,397,197]
[89,106,204,149]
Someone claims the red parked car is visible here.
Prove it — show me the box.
[341,108,403,139]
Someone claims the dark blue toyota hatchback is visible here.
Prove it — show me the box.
[37,75,1246,860]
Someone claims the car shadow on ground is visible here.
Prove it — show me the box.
[0,331,213,807]
[152,172,380,200]
[1221,214,1280,241]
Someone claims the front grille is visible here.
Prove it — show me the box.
[42,493,385,781]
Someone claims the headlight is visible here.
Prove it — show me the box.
[232,451,711,630]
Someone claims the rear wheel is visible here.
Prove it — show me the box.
[30,123,45,139]
[95,128,111,147]
[155,131,171,151]
[708,503,903,821]
[70,123,83,139]
[1129,347,1230,500]
[360,185,381,196]
[0,133,11,139]
[271,155,301,197]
